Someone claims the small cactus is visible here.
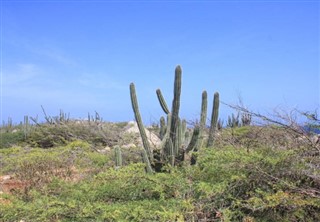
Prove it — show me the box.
[114,146,122,169]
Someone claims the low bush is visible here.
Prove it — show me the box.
[0,131,25,148]
[190,146,320,221]
[0,164,194,221]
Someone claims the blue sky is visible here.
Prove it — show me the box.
[1,1,319,125]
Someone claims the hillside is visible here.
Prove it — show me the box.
[0,115,319,221]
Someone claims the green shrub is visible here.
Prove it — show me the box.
[190,146,320,221]
[1,124,319,221]
[0,164,193,221]
[0,142,111,182]
[0,131,25,148]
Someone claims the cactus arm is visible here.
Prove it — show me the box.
[185,126,200,153]
[156,89,170,114]
[130,83,153,162]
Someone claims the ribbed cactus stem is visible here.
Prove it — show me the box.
[196,91,208,150]
[186,126,200,153]
[170,65,182,149]
[181,119,187,145]
[23,115,29,139]
[207,92,220,147]
[200,91,208,130]
[160,114,172,154]
[159,116,166,140]
[174,117,182,156]
[184,130,190,145]
[130,83,153,162]
[156,89,170,114]
[164,137,174,166]
[185,91,207,153]
[114,146,122,169]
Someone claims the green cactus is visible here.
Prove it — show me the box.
[159,116,166,140]
[130,83,153,163]
[163,137,175,166]
[207,92,220,147]
[169,66,182,150]
[181,119,187,145]
[159,114,172,159]
[114,146,122,169]
[197,91,208,150]
[185,91,207,153]
[156,89,170,114]
[174,117,182,156]
[227,112,241,128]
[23,115,29,139]
[186,126,200,153]
[130,65,219,170]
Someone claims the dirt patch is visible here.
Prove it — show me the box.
[0,175,29,194]
[0,196,11,205]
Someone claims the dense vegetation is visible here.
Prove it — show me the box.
[1,66,319,221]
[0,116,319,221]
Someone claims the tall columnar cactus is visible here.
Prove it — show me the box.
[130,83,153,163]
[186,91,207,153]
[130,65,219,170]
[169,66,182,150]
[207,92,220,147]
[197,90,208,150]
[114,146,122,169]
[23,115,29,139]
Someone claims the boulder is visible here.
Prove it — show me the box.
[123,121,161,147]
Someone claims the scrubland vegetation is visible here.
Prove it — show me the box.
[1,66,319,221]
[0,109,320,222]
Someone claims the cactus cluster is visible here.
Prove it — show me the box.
[130,65,220,172]
[226,111,252,128]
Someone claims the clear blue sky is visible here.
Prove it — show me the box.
[1,1,319,125]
